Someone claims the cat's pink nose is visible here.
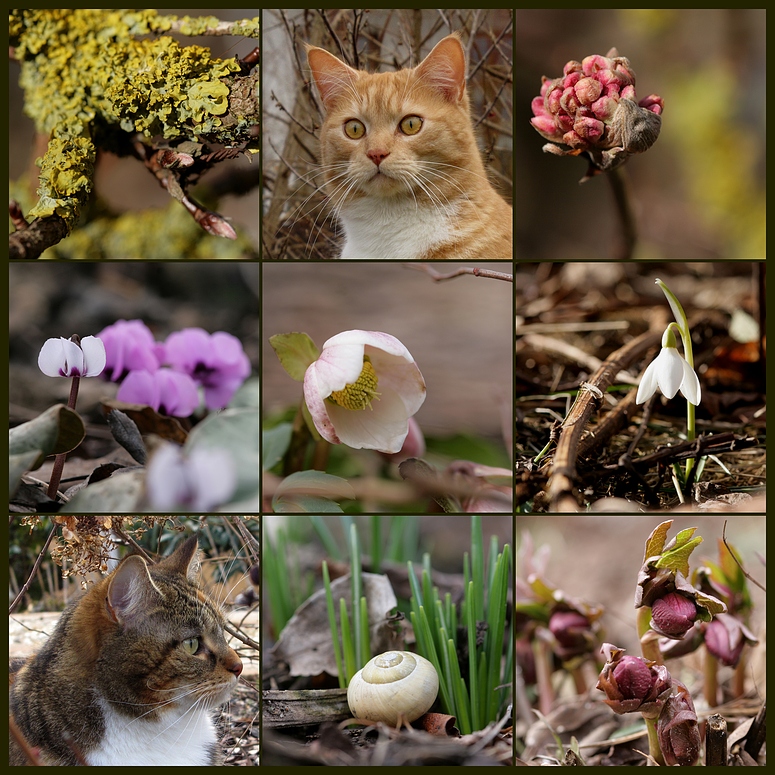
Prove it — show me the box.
[367,149,390,167]
[225,651,243,677]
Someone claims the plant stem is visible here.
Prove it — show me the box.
[46,375,80,500]
[704,650,719,708]
[645,715,665,765]
[607,167,636,259]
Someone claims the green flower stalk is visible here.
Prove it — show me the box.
[636,278,702,491]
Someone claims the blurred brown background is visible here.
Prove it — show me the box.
[515,9,766,259]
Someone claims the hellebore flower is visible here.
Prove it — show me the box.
[549,609,595,661]
[97,319,162,382]
[38,335,106,378]
[650,591,698,639]
[531,47,663,176]
[164,328,251,410]
[596,643,672,718]
[145,442,237,510]
[657,683,701,766]
[704,613,758,667]
[117,368,200,417]
[303,330,426,454]
[636,326,701,406]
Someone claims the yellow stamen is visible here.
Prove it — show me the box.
[328,357,381,411]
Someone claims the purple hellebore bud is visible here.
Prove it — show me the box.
[549,610,593,660]
[164,328,251,410]
[596,643,672,718]
[117,368,200,417]
[530,48,663,176]
[657,683,701,767]
[650,592,698,639]
[97,319,163,382]
[38,335,106,378]
[704,613,757,667]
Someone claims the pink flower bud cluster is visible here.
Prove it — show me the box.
[530,48,663,175]
[98,319,250,417]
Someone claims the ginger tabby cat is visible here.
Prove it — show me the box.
[9,536,242,766]
[307,33,513,259]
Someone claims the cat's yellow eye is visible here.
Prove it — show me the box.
[182,637,199,655]
[399,115,423,136]
[344,119,366,139]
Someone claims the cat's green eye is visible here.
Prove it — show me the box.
[399,115,423,136]
[182,637,199,655]
[344,119,366,139]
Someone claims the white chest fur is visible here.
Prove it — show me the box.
[85,699,218,766]
[339,198,458,259]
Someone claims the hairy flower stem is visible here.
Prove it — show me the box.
[645,716,666,766]
[607,167,636,259]
[704,651,719,708]
[637,606,663,665]
[47,375,80,499]
[532,638,555,717]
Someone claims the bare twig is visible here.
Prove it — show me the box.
[9,522,58,615]
[407,263,512,282]
[722,520,766,593]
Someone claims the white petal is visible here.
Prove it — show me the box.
[636,357,659,404]
[38,338,68,376]
[679,358,701,406]
[655,348,684,399]
[79,336,107,377]
[327,387,409,453]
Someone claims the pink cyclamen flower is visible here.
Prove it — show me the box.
[117,368,200,417]
[531,48,663,175]
[38,336,106,378]
[97,319,163,382]
[164,328,251,410]
[145,442,237,511]
[303,330,426,454]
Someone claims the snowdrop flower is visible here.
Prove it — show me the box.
[97,319,162,382]
[636,327,701,406]
[145,442,237,510]
[164,327,251,410]
[38,335,106,378]
[303,330,426,454]
[117,368,200,417]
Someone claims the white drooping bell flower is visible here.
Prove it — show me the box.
[636,326,701,406]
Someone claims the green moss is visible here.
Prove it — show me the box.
[10,9,258,237]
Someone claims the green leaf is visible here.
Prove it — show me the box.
[9,404,85,461]
[262,422,293,470]
[62,470,145,512]
[9,451,44,497]
[185,407,259,508]
[269,332,319,382]
[643,520,672,562]
[272,470,355,513]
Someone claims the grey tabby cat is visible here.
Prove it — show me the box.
[9,535,243,766]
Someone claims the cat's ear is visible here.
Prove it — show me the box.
[306,45,360,112]
[158,534,201,584]
[415,34,467,103]
[106,555,160,626]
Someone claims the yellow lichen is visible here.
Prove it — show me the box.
[9,9,258,235]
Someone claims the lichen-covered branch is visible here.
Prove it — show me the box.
[9,9,259,256]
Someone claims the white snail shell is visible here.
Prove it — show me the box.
[347,650,439,726]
